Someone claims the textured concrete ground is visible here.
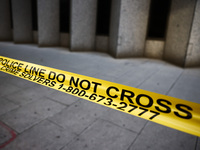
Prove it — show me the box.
[0,42,200,150]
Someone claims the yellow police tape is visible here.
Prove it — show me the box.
[0,55,200,136]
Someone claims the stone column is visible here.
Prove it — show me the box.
[11,0,33,43]
[70,0,97,51]
[38,0,60,46]
[109,0,150,57]
[0,0,12,41]
[185,0,200,67]
[164,0,196,67]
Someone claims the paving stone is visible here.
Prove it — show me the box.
[49,100,108,134]
[32,84,56,95]
[197,138,200,150]
[128,121,196,150]
[0,73,35,88]
[3,120,76,150]
[5,87,44,106]
[0,72,8,77]
[0,98,19,116]
[4,84,56,106]
[0,74,16,85]
[0,42,199,150]
[75,67,100,77]
[7,76,35,88]
[0,97,66,133]
[0,82,20,97]
[64,119,137,150]
[139,65,183,94]
[168,74,200,103]
[116,63,160,87]
[100,108,147,133]
[109,57,148,66]
[50,53,88,69]
[0,122,13,146]
[96,58,150,79]
[98,67,128,78]
[183,68,200,78]
[93,73,118,83]
[46,90,80,105]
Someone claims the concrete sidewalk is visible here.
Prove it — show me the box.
[0,42,200,150]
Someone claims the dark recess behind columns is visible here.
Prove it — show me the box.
[60,0,70,33]
[96,0,112,36]
[147,0,171,38]
[9,0,13,29]
[32,0,37,30]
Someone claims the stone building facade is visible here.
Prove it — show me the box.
[0,0,199,67]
